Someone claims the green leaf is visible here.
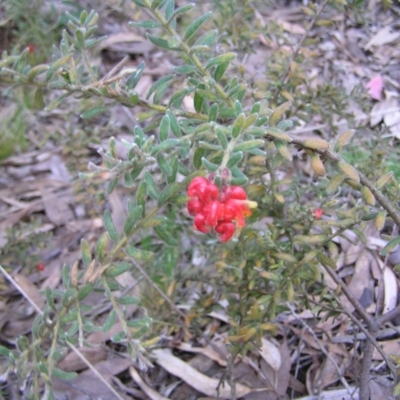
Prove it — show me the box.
[151,138,179,155]
[208,104,219,122]
[157,153,173,176]
[80,105,110,120]
[145,171,159,199]
[265,127,292,142]
[52,368,77,380]
[77,283,94,301]
[214,61,229,81]
[104,210,120,242]
[124,205,143,236]
[159,115,170,142]
[168,88,191,108]
[157,182,181,206]
[234,99,242,116]
[215,126,228,149]
[117,295,140,305]
[227,151,243,168]
[269,101,291,125]
[173,65,197,74]
[232,113,246,138]
[183,11,212,42]
[277,119,293,131]
[81,239,92,268]
[193,147,205,169]
[104,262,132,277]
[147,75,174,100]
[45,54,73,80]
[231,167,248,185]
[136,181,147,210]
[250,102,261,114]
[206,52,236,69]
[111,331,126,343]
[275,140,292,161]
[102,309,117,332]
[126,245,155,261]
[126,61,145,90]
[194,29,218,46]
[194,84,205,113]
[33,88,45,110]
[128,20,161,28]
[146,33,180,50]
[167,110,181,137]
[45,288,57,312]
[202,157,219,172]
[168,3,195,22]
[95,232,109,263]
[234,139,264,152]
[380,237,400,256]
[46,92,73,112]
[196,89,219,101]
[154,225,178,245]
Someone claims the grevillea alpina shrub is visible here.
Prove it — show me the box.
[1,0,400,398]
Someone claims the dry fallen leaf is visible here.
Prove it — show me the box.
[364,26,400,50]
[259,338,281,372]
[130,366,170,400]
[152,348,254,399]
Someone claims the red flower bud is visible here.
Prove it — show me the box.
[36,263,45,272]
[215,221,236,242]
[313,208,323,219]
[187,199,203,216]
[194,213,211,233]
[204,200,224,226]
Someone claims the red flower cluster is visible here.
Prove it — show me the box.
[187,177,255,242]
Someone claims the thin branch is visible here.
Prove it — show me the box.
[272,0,330,104]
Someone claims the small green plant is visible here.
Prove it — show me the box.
[0,1,399,399]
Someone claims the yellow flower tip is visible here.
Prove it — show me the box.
[246,200,258,209]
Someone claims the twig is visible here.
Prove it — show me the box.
[0,264,125,400]
[286,302,354,396]
[272,0,330,104]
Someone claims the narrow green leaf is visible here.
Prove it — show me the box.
[243,113,258,130]
[275,140,292,161]
[103,210,120,242]
[45,288,57,312]
[202,157,219,172]
[168,3,195,22]
[145,171,159,199]
[227,152,243,168]
[194,85,205,113]
[128,20,161,28]
[214,61,229,81]
[167,110,181,137]
[215,126,228,149]
[269,101,291,125]
[45,54,73,80]
[126,245,155,261]
[81,239,92,268]
[136,181,147,210]
[377,171,394,189]
[338,161,360,182]
[157,182,181,206]
[234,99,242,116]
[147,74,174,100]
[208,104,218,122]
[126,61,145,90]
[45,92,72,111]
[117,295,140,305]
[77,283,94,301]
[159,115,170,142]
[173,65,197,74]
[124,205,143,236]
[232,113,246,138]
[380,237,400,256]
[150,138,179,155]
[194,29,218,46]
[104,262,132,277]
[265,127,292,142]
[80,105,110,119]
[52,369,77,380]
[184,11,212,41]
[154,225,178,245]
[231,167,248,185]
[234,139,264,152]
[193,147,205,169]
[196,89,219,101]
[206,52,236,69]
[250,102,260,114]
[157,153,173,176]
[111,331,126,343]
[102,310,117,332]
[146,33,180,50]
[95,232,109,263]
[277,119,293,131]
